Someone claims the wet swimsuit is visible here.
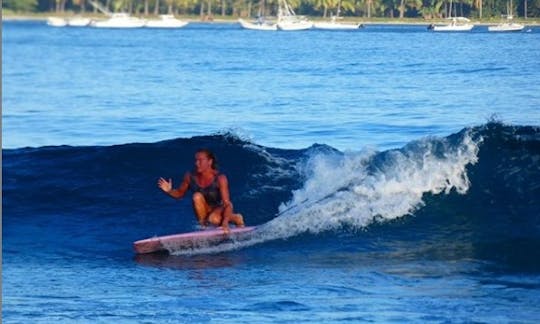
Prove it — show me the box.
[189,173,222,208]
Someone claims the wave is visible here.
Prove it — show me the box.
[262,126,479,237]
[3,123,540,264]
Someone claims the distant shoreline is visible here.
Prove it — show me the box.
[3,13,539,26]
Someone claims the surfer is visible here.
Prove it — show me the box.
[157,148,245,233]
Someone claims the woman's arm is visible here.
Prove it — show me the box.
[158,172,191,199]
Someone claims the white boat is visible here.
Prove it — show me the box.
[313,17,363,30]
[488,0,524,32]
[428,0,473,32]
[67,16,91,27]
[145,15,188,28]
[429,17,474,32]
[238,18,278,31]
[47,17,67,27]
[313,0,363,30]
[276,0,313,31]
[488,20,524,32]
[90,13,146,28]
[277,17,313,31]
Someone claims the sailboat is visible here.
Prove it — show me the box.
[313,16,363,30]
[239,17,278,30]
[145,15,188,28]
[46,17,67,27]
[428,0,474,32]
[276,0,313,31]
[90,12,146,28]
[313,0,363,30]
[488,0,524,32]
[47,15,91,27]
[67,16,92,27]
[88,0,146,28]
[239,3,278,31]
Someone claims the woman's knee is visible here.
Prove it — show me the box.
[192,192,205,205]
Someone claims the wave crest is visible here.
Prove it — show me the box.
[262,129,480,240]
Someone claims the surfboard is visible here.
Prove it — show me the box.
[133,226,256,254]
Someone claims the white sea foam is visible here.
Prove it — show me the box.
[264,131,481,239]
[170,131,481,255]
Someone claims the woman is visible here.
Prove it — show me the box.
[157,148,244,233]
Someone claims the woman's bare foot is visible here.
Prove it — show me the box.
[233,213,245,227]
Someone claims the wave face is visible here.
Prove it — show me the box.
[3,123,540,267]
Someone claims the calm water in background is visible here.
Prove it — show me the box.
[3,21,540,150]
[3,21,540,323]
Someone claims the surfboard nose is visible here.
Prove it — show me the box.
[133,226,256,254]
[134,238,164,254]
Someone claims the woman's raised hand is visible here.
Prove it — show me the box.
[157,177,173,193]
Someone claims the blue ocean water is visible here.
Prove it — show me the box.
[3,20,540,322]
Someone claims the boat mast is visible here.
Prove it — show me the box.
[88,0,112,16]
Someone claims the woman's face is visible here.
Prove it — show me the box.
[195,152,212,173]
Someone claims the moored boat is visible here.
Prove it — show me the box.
[313,18,363,30]
[67,16,91,27]
[313,0,363,30]
[90,13,146,28]
[488,0,524,33]
[238,18,278,31]
[429,17,474,32]
[488,21,525,32]
[47,17,67,27]
[276,0,312,31]
[145,14,188,28]
[488,0,525,32]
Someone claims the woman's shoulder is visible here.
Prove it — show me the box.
[216,173,228,183]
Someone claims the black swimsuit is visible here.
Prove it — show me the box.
[189,173,222,208]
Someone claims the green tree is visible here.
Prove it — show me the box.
[528,0,540,16]
[379,0,398,16]
[420,0,445,18]
[351,0,370,17]
[3,0,38,11]
[174,0,199,14]
[399,0,422,17]
[311,0,335,17]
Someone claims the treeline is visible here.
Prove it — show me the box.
[3,0,539,19]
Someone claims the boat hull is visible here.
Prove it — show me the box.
[313,22,362,30]
[277,20,313,31]
[238,19,278,31]
[488,23,524,32]
[145,21,188,28]
[67,17,91,27]
[145,15,188,28]
[431,24,474,32]
[91,21,145,28]
[90,14,146,28]
[429,17,474,32]
[47,17,67,27]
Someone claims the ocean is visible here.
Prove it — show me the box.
[2,20,540,322]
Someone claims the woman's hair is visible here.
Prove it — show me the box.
[197,148,218,170]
